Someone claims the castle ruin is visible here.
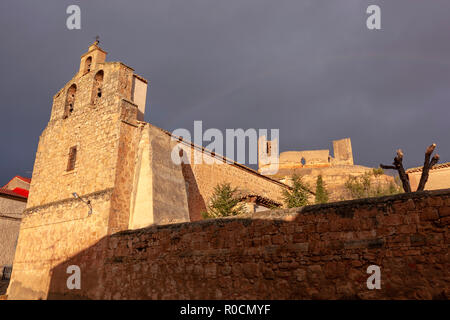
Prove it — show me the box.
[258,136,396,201]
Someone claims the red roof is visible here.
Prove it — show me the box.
[16,176,31,183]
[2,175,31,188]
[0,176,31,199]
[0,187,28,199]
[12,187,29,198]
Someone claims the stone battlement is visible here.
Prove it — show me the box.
[258,137,354,173]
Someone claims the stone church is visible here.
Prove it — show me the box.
[4,42,448,301]
[6,42,289,299]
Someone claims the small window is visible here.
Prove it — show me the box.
[63,84,77,119]
[67,146,77,171]
[301,157,306,166]
[91,70,104,105]
[84,56,92,73]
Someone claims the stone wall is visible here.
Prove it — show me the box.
[0,196,26,279]
[0,196,26,216]
[0,215,22,269]
[41,189,449,300]
[129,124,190,229]
[128,124,286,225]
[172,132,288,221]
[7,189,113,299]
[0,215,21,277]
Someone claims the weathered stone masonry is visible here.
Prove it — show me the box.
[46,189,449,300]
[6,42,448,299]
[6,42,289,299]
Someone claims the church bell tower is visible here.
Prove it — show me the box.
[7,42,148,299]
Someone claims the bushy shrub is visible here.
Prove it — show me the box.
[203,183,247,218]
[283,175,310,208]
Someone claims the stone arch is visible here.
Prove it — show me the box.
[91,70,104,105]
[63,84,77,119]
[84,56,92,73]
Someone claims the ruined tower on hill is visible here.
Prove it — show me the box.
[258,136,396,201]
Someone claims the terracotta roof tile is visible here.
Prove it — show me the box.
[0,188,28,199]
[406,162,450,173]
[2,175,31,188]
[240,194,282,207]
[16,176,31,183]
[12,187,29,198]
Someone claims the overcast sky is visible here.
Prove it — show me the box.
[0,0,449,184]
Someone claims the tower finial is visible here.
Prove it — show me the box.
[94,35,100,45]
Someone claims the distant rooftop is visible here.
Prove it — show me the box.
[0,187,28,199]
[406,162,450,173]
[1,175,31,199]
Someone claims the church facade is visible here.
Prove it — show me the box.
[7,43,288,299]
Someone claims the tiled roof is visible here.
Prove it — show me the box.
[16,176,31,183]
[11,187,29,198]
[406,162,450,173]
[0,188,28,199]
[2,175,31,188]
[240,194,282,207]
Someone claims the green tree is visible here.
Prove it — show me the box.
[203,183,247,218]
[315,175,329,204]
[283,175,310,208]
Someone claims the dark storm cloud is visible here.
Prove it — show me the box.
[0,0,449,183]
